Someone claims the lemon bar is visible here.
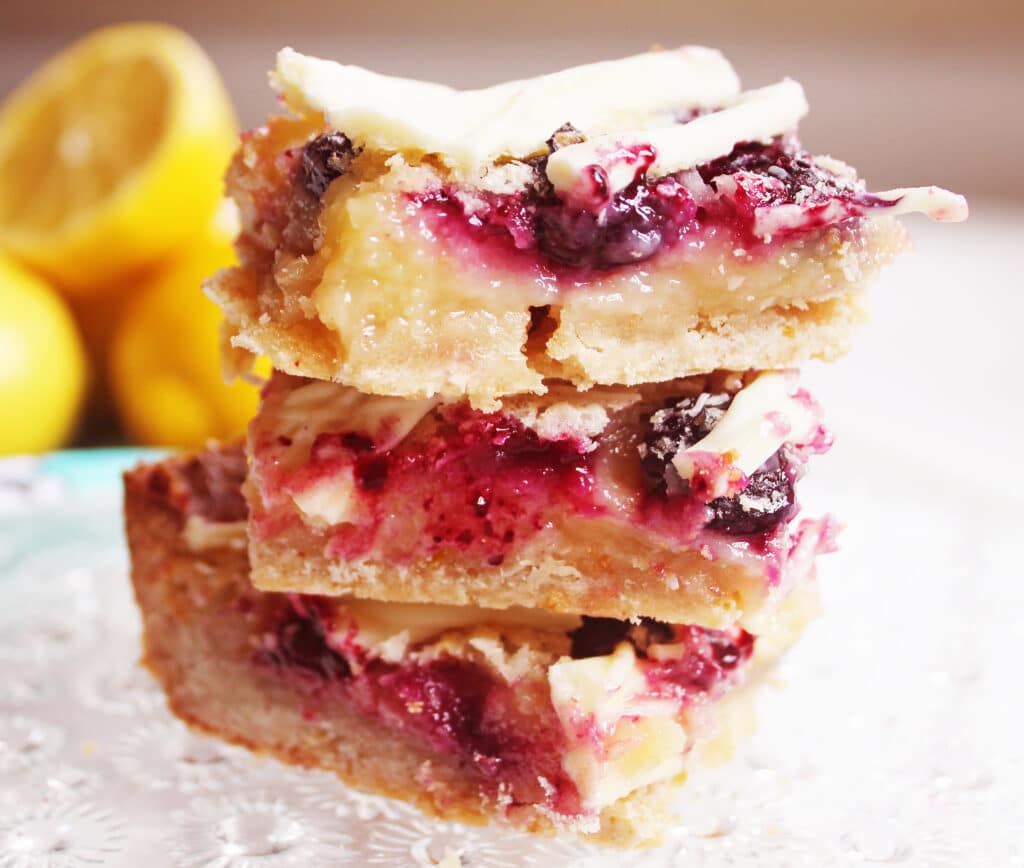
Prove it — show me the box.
[208,47,965,406]
[245,369,834,628]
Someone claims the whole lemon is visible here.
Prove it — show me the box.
[0,255,88,454]
[109,239,262,449]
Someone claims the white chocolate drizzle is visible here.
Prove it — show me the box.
[272,47,967,222]
[273,46,739,176]
[546,80,808,205]
[866,186,969,222]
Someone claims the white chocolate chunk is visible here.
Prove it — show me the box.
[279,383,437,525]
[548,643,689,810]
[346,601,585,655]
[310,597,581,665]
[567,716,688,811]
[500,384,643,447]
[182,517,246,551]
[672,371,817,482]
[546,80,808,204]
[278,380,439,452]
[291,467,359,527]
[550,643,648,727]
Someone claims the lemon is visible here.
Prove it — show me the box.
[0,255,87,454]
[110,237,264,448]
[0,23,237,295]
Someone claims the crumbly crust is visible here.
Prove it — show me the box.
[249,522,785,629]
[124,448,812,846]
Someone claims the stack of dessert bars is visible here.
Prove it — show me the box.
[124,47,965,845]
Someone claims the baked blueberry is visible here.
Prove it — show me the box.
[301,131,359,198]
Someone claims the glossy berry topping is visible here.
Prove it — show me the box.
[301,132,359,198]
[699,137,888,224]
[306,407,600,566]
[640,392,796,536]
[527,125,697,269]
[701,140,834,197]
[533,174,697,269]
[412,127,880,274]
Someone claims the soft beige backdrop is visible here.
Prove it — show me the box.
[2,0,1021,199]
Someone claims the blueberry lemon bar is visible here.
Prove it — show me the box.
[126,45,966,847]
[126,446,816,845]
[246,369,834,627]
[208,47,966,406]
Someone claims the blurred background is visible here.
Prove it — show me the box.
[0,0,1021,456]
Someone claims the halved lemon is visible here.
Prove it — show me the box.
[0,23,237,294]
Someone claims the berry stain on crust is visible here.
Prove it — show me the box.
[698,138,886,215]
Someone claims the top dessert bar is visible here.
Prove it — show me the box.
[209,48,966,406]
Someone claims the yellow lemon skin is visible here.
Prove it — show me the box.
[0,23,237,295]
[110,240,263,449]
[0,255,88,454]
